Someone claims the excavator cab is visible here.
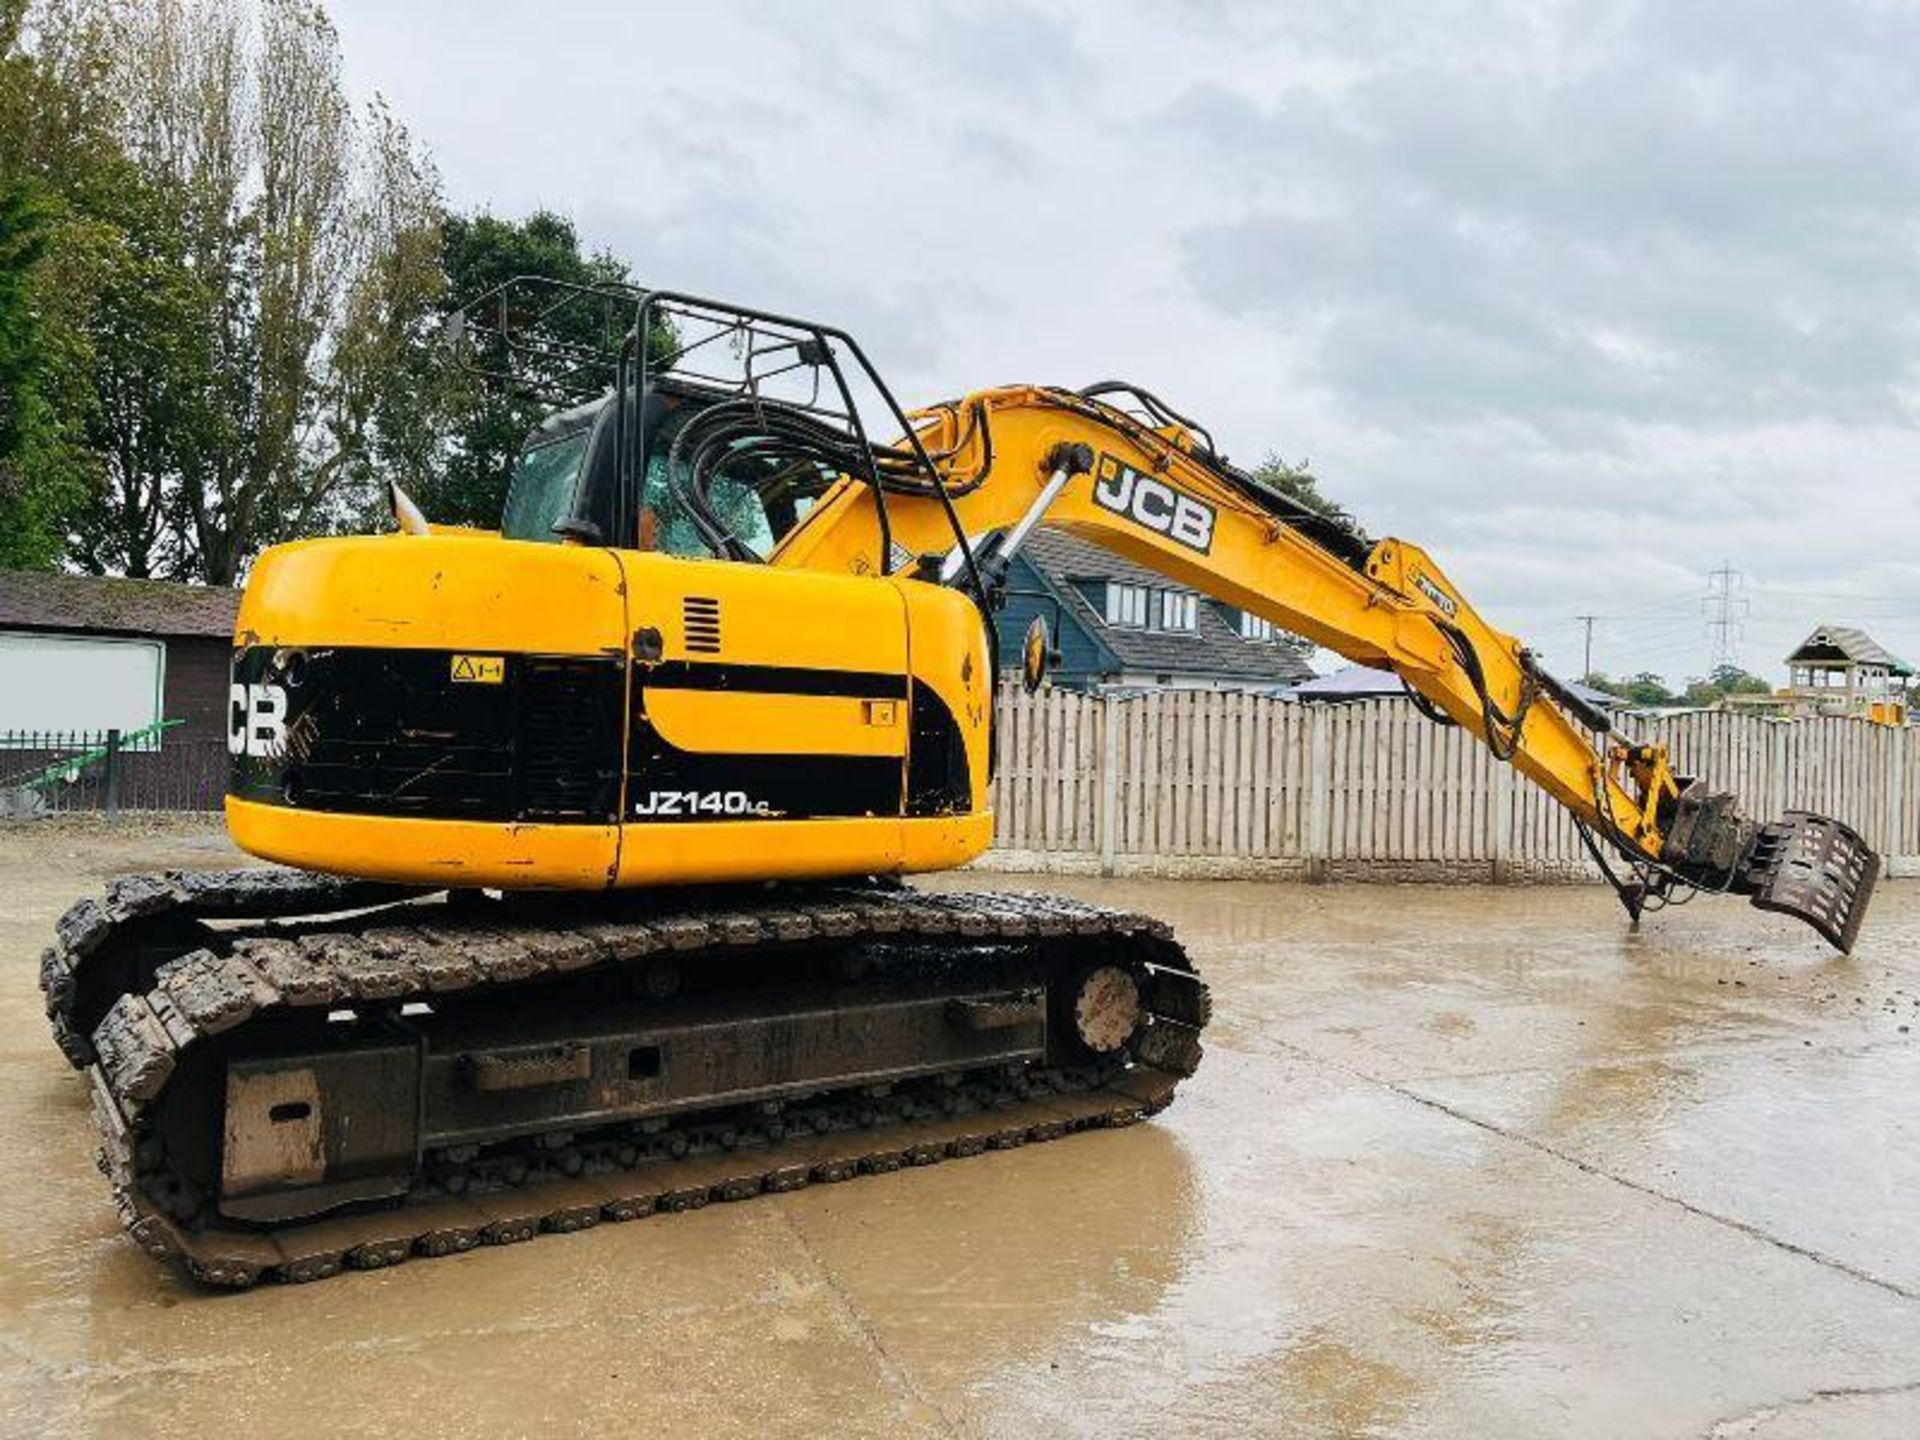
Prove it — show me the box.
[499,382,838,560]
[463,279,971,571]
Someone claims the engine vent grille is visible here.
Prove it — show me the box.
[516,658,621,819]
[683,596,722,655]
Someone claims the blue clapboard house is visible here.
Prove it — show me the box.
[993,528,1315,694]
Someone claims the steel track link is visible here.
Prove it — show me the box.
[46,872,1209,1288]
[42,869,427,1068]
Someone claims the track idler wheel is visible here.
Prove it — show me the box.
[1055,963,1145,1060]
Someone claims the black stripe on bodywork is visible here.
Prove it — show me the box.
[627,666,972,823]
[907,682,971,817]
[230,644,968,828]
[639,661,909,700]
[623,740,905,822]
[626,711,903,821]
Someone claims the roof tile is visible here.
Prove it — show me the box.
[1021,528,1314,686]
[0,570,239,640]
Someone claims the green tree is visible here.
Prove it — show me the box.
[3,0,444,582]
[416,210,634,528]
[1249,451,1369,562]
[65,175,223,576]
[1251,452,1343,521]
[0,0,119,567]
[316,97,450,534]
[1680,663,1774,708]
[1586,670,1679,707]
[6,0,661,573]
[116,0,444,581]
[0,180,69,566]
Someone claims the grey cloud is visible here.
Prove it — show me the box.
[577,191,950,376]
[1170,4,1920,430]
[930,1,1087,94]
[754,1,1087,115]
[956,123,1037,179]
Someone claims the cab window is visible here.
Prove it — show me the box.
[501,428,592,543]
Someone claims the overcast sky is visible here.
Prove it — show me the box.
[328,0,1920,685]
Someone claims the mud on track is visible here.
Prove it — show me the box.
[4,817,1920,1438]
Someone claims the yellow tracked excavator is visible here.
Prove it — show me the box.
[42,282,1879,1285]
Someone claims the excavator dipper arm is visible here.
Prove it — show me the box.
[774,383,1878,951]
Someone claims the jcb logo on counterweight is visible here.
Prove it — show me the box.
[1091,455,1216,554]
[228,682,288,758]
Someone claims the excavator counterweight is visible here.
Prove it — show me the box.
[40,281,1878,1284]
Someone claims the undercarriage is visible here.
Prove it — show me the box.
[43,872,1207,1287]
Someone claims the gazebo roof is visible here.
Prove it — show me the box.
[1785,624,1913,676]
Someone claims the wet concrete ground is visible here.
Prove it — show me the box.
[2,819,1917,1438]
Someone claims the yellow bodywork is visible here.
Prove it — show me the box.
[228,530,995,888]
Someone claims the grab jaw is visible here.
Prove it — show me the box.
[1738,810,1880,954]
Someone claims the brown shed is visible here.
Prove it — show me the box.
[0,570,239,748]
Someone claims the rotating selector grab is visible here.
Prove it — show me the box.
[1658,784,1880,952]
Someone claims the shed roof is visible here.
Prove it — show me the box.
[1286,663,1622,711]
[1284,665,1408,699]
[1785,623,1913,675]
[0,569,240,640]
[1021,528,1313,686]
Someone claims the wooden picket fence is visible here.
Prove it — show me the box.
[987,683,1920,882]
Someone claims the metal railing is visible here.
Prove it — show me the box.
[0,723,225,815]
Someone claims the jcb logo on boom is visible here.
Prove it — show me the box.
[1091,455,1216,554]
[1410,568,1458,619]
[228,682,289,758]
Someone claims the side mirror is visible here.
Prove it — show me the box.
[1021,614,1054,694]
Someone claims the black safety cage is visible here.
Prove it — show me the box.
[446,275,640,406]
[447,276,988,612]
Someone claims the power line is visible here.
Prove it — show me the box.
[1555,567,1918,685]
[1746,586,1920,601]
[1604,617,1717,638]
[1600,592,1717,621]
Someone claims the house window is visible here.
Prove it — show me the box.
[1105,583,1195,632]
[1240,612,1276,642]
[1105,583,1148,628]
